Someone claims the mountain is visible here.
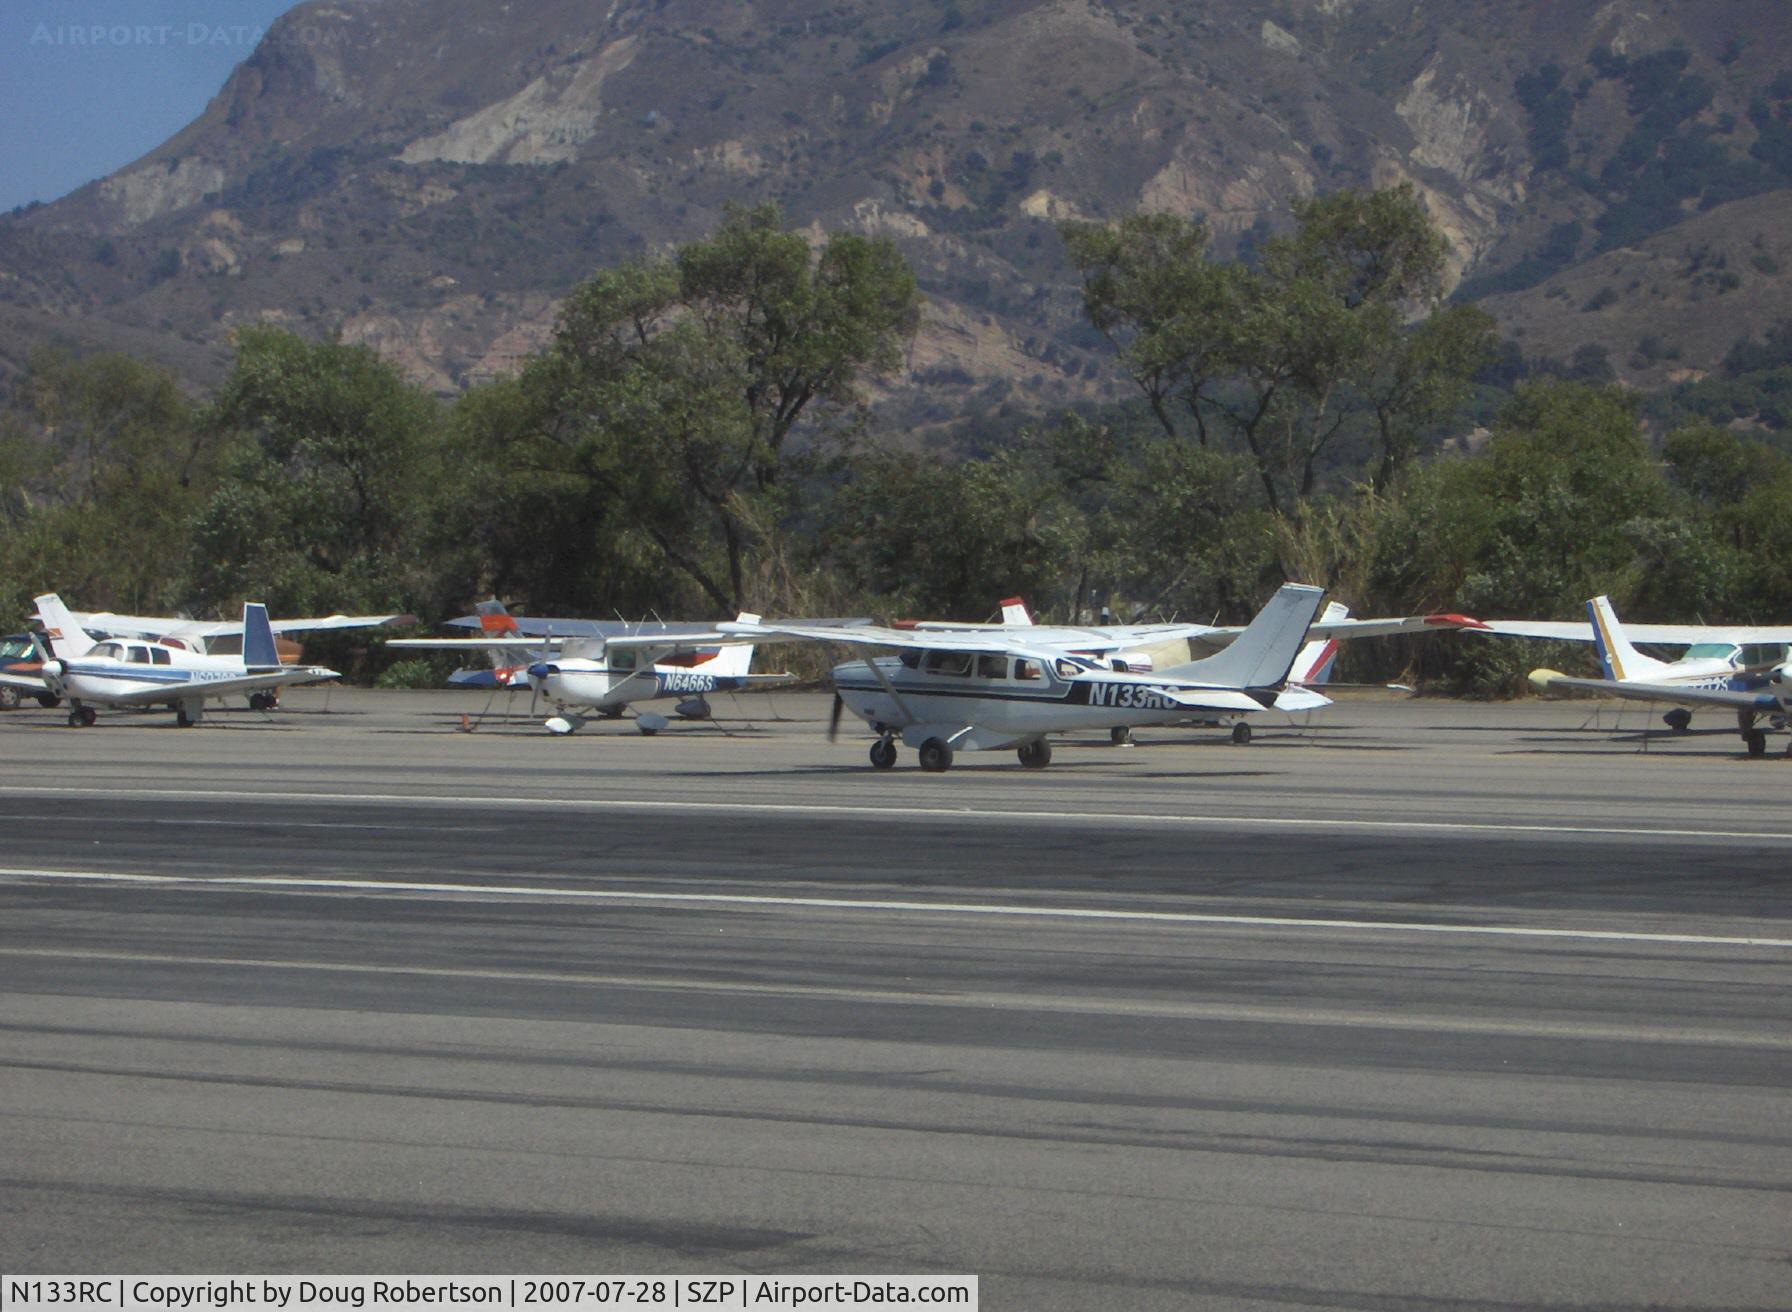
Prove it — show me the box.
[3,0,1790,426]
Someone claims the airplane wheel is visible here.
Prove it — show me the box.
[1231,722,1253,745]
[918,738,953,773]
[1663,708,1692,733]
[36,693,61,708]
[599,706,627,719]
[1745,728,1767,757]
[248,692,269,711]
[1109,726,1131,746]
[69,707,96,728]
[1018,739,1052,769]
[0,686,18,710]
[869,738,897,770]
[67,709,84,728]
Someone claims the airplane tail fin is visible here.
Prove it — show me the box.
[242,603,280,669]
[709,614,761,677]
[1165,584,1326,689]
[1290,602,1348,686]
[33,593,95,659]
[1587,595,1670,683]
[999,596,1033,626]
[475,599,519,635]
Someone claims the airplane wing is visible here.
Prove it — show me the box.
[0,668,47,692]
[73,611,412,641]
[386,637,558,650]
[94,667,340,707]
[721,621,1070,665]
[1202,613,1485,644]
[1483,619,1792,645]
[1535,674,1782,713]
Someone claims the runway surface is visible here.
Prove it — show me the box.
[1,689,1788,1309]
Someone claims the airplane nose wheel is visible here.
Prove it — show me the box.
[68,706,97,728]
[869,737,897,770]
[1231,722,1253,745]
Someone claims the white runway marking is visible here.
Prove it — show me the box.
[143,819,484,832]
[3,782,1790,843]
[2,866,1788,949]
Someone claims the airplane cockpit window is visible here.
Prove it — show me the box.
[898,649,921,668]
[1014,659,1042,681]
[1055,658,1083,680]
[1739,643,1787,668]
[976,654,1007,679]
[922,651,973,677]
[126,645,152,664]
[150,648,172,666]
[0,636,32,660]
[1684,643,1740,662]
[92,642,123,660]
[610,648,637,672]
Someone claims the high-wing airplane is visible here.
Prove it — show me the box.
[723,583,1327,772]
[387,601,807,735]
[28,593,339,727]
[901,596,1460,744]
[1528,595,1792,755]
[64,605,414,661]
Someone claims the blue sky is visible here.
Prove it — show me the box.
[2,0,307,213]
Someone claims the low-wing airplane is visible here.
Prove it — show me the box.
[1528,595,1792,755]
[28,593,339,727]
[387,601,804,735]
[723,582,1328,772]
[0,631,62,709]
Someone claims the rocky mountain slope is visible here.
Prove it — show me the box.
[3,0,1790,424]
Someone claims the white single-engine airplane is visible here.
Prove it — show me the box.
[62,604,412,661]
[29,593,339,727]
[723,583,1327,771]
[388,601,806,735]
[1529,595,1792,755]
[899,595,1467,743]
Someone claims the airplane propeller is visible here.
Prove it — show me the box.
[828,691,845,742]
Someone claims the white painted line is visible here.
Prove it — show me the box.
[2,783,1789,843]
[0,944,1782,1046]
[2,866,1788,949]
[143,819,483,832]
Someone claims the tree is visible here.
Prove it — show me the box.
[0,349,210,616]
[1063,186,1493,516]
[522,203,921,613]
[190,326,442,613]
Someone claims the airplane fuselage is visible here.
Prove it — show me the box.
[833,654,1268,752]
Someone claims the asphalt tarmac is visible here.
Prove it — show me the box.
[1,689,1788,1309]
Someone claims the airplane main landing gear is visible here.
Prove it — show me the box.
[1663,707,1692,732]
[918,737,954,773]
[1109,726,1132,746]
[1017,739,1052,769]
[248,692,277,711]
[1745,728,1767,757]
[869,737,897,770]
[1231,722,1253,745]
[176,704,202,727]
[67,706,97,728]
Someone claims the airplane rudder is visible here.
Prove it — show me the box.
[242,602,280,668]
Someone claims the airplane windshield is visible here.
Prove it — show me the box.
[1683,643,1739,661]
[92,642,123,660]
[0,636,32,660]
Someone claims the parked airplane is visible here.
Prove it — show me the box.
[29,593,339,727]
[723,583,1327,772]
[0,631,60,709]
[62,604,411,660]
[388,601,804,734]
[903,596,1455,744]
[1528,595,1792,755]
